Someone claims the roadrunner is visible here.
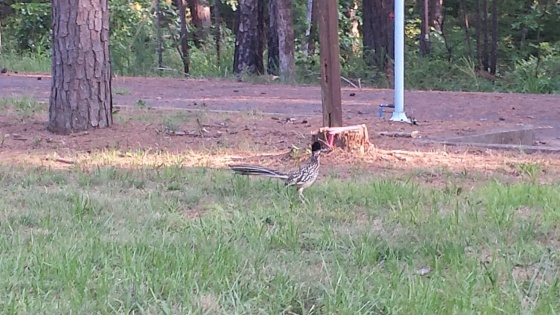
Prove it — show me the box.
[229,142,322,203]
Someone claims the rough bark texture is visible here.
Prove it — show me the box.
[307,0,319,56]
[302,0,313,55]
[362,0,394,71]
[429,0,444,33]
[419,0,431,55]
[187,0,211,47]
[213,0,221,65]
[268,0,280,75]
[349,0,360,54]
[490,0,498,75]
[178,0,190,75]
[49,0,112,135]
[460,0,472,57]
[276,0,295,81]
[233,0,264,75]
[156,0,164,69]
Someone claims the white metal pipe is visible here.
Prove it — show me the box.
[390,0,410,122]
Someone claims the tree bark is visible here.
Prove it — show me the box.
[268,0,279,75]
[362,0,394,71]
[187,0,211,48]
[155,0,164,70]
[460,0,472,57]
[482,0,489,71]
[419,0,430,55]
[306,0,319,56]
[489,0,498,75]
[475,0,482,67]
[276,0,295,81]
[302,0,313,55]
[233,0,264,75]
[49,0,112,135]
[178,0,190,75]
[213,0,221,65]
[429,0,443,33]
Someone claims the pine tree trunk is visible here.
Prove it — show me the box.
[49,0,112,135]
[482,0,489,71]
[302,0,313,55]
[233,0,264,75]
[268,0,279,75]
[489,0,498,75]
[213,0,221,65]
[277,0,295,81]
[178,0,190,75]
[307,0,318,56]
[349,0,360,54]
[460,0,472,57]
[188,0,211,48]
[419,0,430,55]
[429,0,444,33]
[362,0,394,71]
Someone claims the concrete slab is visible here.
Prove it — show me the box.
[418,139,560,153]
[418,126,560,153]
[445,126,537,146]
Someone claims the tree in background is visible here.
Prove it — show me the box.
[187,0,211,47]
[362,0,394,71]
[233,0,264,75]
[3,0,560,93]
[268,0,280,75]
[269,0,295,82]
[49,0,112,134]
[177,0,191,75]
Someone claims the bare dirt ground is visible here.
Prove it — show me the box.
[1,73,560,180]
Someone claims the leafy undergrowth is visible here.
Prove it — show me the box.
[1,163,559,314]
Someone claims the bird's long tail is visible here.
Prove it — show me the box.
[228,164,289,180]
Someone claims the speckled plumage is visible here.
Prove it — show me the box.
[229,142,322,203]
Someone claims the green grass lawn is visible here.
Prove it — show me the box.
[1,163,559,314]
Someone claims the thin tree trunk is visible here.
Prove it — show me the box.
[419,0,430,55]
[475,0,481,67]
[213,0,221,66]
[49,0,112,134]
[302,0,313,55]
[178,0,190,75]
[257,0,265,73]
[155,0,164,71]
[277,0,295,81]
[349,0,360,54]
[482,0,489,71]
[268,0,279,75]
[460,0,472,57]
[307,0,318,56]
[489,0,498,74]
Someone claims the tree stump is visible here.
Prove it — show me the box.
[312,124,371,153]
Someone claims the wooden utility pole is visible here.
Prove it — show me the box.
[318,0,342,127]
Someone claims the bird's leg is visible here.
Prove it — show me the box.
[298,188,308,204]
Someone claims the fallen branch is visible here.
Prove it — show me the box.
[378,131,420,138]
[70,131,89,137]
[341,76,360,89]
[46,157,76,165]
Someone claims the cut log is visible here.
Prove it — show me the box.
[312,124,371,153]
